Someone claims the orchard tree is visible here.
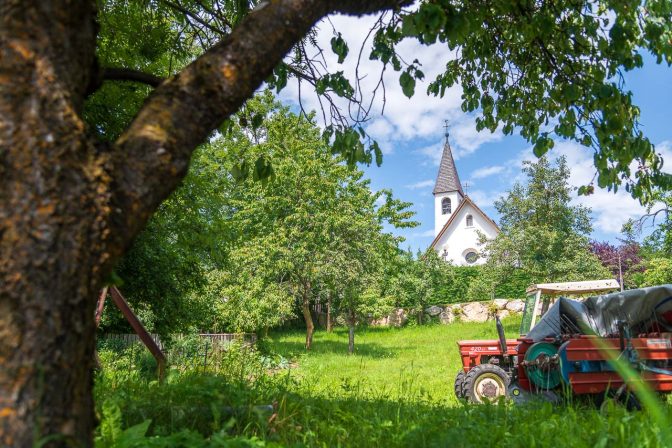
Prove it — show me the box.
[205,93,414,349]
[320,181,410,353]
[473,157,611,298]
[388,249,451,323]
[3,0,672,445]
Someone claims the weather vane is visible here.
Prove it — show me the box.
[444,119,450,139]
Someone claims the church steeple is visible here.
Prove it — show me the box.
[432,126,464,196]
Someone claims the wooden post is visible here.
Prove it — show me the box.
[92,287,109,369]
[94,286,108,327]
[109,286,167,382]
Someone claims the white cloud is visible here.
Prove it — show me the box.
[515,142,648,236]
[416,142,443,166]
[468,189,499,209]
[471,165,505,179]
[449,118,503,159]
[406,179,434,190]
[277,14,502,164]
[412,229,436,238]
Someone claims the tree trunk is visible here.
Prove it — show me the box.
[301,291,314,350]
[0,2,102,447]
[326,292,333,333]
[348,310,356,354]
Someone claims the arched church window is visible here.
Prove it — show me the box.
[442,198,451,214]
[466,214,473,227]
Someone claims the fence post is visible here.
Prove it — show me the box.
[109,286,167,382]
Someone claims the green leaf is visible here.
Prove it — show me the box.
[251,113,263,130]
[372,141,383,167]
[253,156,274,185]
[399,71,415,98]
[230,161,248,182]
[330,33,349,64]
[533,136,554,157]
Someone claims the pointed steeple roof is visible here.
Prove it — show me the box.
[433,136,464,195]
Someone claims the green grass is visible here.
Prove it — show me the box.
[267,318,522,405]
[95,318,672,447]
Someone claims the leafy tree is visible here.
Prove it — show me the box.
[640,258,672,286]
[638,191,672,257]
[196,93,415,349]
[473,157,611,299]
[201,269,294,334]
[387,249,453,322]
[323,184,411,352]
[4,0,672,444]
[590,240,644,289]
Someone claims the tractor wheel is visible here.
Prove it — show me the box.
[454,370,466,399]
[599,389,641,413]
[463,364,510,404]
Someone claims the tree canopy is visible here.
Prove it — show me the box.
[473,156,611,298]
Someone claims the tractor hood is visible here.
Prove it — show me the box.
[526,285,672,341]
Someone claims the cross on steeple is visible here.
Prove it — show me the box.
[433,123,464,196]
[462,181,470,196]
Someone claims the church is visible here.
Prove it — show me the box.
[429,132,499,265]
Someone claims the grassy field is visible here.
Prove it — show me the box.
[95,318,672,447]
[267,317,522,405]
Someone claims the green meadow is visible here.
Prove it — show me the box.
[95,318,672,447]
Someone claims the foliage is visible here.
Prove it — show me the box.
[590,240,644,288]
[372,1,672,200]
[639,258,672,287]
[201,270,294,334]
[383,251,533,311]
[640,191,672,257]
[95,321,672,447]
[85,0,194,141]
[90,0,672,200]
[101,132,234,334]
[385,249,450,319]
[474,157,611,299]
[194,93,416,343]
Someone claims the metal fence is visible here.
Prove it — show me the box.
[100,332,257,372]
[101,332,256,350]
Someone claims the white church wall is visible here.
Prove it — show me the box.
[434,191,462,236]
[433,203,498,266]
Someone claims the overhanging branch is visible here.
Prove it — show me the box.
[110,0,412,253]
[102,68,164,87]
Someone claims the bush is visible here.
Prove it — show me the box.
[640,258,672,286]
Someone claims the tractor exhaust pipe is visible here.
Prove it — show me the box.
[496,315,507,357]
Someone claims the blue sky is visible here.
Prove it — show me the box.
[280,14,672,253]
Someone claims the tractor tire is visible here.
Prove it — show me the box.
[463,364,510,404]
[454,370,466,399]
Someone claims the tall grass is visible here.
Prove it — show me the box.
[95,319,672,447]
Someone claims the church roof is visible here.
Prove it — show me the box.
[433,138,464,195]
[429,196,500,249]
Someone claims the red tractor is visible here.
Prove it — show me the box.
[454,280,672,405]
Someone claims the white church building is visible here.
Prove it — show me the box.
[429,133,499,265]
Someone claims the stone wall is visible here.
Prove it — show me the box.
[370,298,525,327]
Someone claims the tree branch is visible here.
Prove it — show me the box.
[110,0,412,253]
[102,68,164,87]
[160,0,227,36]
